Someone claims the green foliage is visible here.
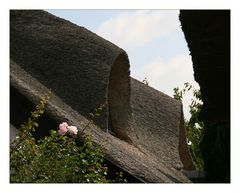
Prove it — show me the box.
[111,172,128,183]
[173,82,204,170]
[10,91,51,156]
[10,92,125,183]
[10,130,109,183]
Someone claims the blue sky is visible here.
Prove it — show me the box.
[46,9,199,119]
[1,1,238,192]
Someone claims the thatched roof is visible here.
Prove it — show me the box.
[10,10,133,143]
[10,10,193,182]
[179,10,230,123]
[130,78,194,170]
[179,10,230,182]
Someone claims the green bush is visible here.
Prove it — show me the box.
[173,82,204,170]
[10,91,125,183]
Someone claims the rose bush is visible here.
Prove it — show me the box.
[10,92,126,183]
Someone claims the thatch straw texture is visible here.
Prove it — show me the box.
[10,10,194,182]
[10,10,134,143]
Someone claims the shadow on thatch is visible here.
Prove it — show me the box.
[10,10,194,183]
[179,10,230,182]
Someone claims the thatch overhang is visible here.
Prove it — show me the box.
[179,10,230,182]
[10,10,194,183]
[10,10,135,143]
[11,60,191,183]
[130,78,194,171]
[179,10,230,123]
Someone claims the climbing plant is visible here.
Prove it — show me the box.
[173,82,204,170]
[10,91,126,183]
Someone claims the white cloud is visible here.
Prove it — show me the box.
[96,10,180,49]
[96,9,199,120]
[132,54,199,120]
[133,54,195,93]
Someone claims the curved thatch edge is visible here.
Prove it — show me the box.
[10,10,135,144]
[10,60,191,183]
[130,78,195,170]
[107,52,136,143]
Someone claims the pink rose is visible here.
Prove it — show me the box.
[58,122,69,135]
[67,125,78,136]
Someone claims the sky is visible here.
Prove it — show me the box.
[1,1,239,193]
[46,10,199,120]
[46,10,200,119]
